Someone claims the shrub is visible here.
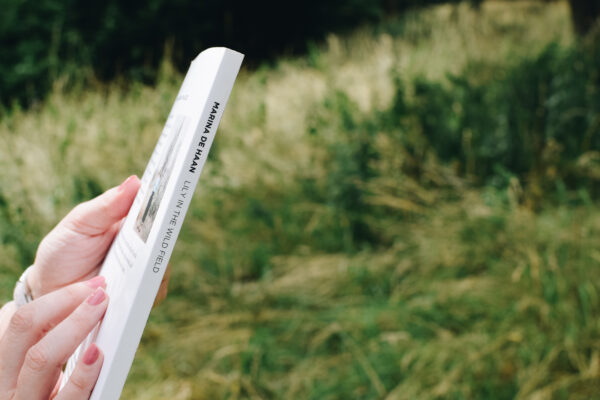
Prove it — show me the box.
[384,40,600,206]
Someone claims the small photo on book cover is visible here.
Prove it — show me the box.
[134,116,185,242]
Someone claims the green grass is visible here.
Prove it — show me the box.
[3,1,600,399]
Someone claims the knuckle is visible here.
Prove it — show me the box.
[64,202,99,234]
[64,284,81,301]
[65,204,86,225]
[9,307,34,334]
[70,309,89,328]
[65,218,89,235]
[72,202,89,217]
[71,313,87,327]
[25,345,52,372]
[69,372,89,393]
[100,196,116,220]
[39,320,57,337]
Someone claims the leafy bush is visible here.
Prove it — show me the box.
[382,40,600,206]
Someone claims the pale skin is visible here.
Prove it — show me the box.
[0,175,170,399]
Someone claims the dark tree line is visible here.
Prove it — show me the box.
[2,0,386,107]
[0,0,599,109]
[568,0,600,36]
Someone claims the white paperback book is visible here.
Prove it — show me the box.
[60,47,244,400]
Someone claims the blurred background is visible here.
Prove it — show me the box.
[1,0,600,398]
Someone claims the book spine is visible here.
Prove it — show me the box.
[90,49,243,400]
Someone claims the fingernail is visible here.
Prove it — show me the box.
[86,276,106,289]
[87,287,106,306]
[117,175,137,192]
[83,344,100,365]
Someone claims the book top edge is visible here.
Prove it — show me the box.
[193,47,244,63]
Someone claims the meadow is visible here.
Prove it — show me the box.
[2,1,600,398]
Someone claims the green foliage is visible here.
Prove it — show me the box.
[309,91,382,251]
[0,189,41,267]
[380,40,600,206]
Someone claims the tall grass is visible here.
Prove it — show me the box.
[3,1,599,399]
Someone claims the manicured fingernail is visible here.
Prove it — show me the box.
[86,276,106,289]
[83,344,100,365]
[117,175,137,192]
[87,287,106,306]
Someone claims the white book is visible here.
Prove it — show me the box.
[60,47,244,400]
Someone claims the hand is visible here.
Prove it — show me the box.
[0,277,109,400]
[27,176,141,298]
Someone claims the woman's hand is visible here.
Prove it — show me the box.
[27,176,141,298]
[0,277,109,400]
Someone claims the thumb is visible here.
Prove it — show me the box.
[61,175,141,235]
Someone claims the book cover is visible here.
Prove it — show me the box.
[61,47,244,400]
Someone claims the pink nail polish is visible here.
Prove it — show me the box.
[83,344,100,365]
[86,276,106,289]
[87,287,106,305]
